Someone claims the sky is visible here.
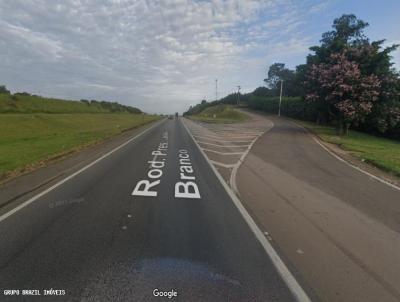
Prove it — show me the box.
[0,0,399,114]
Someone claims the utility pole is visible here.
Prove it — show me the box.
[237,86,241,105]
[278,80,283,117]
[215,79,218,101]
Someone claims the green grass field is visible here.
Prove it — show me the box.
[0,93,140,114]
[190,104,249,123]
[0,113,159,178]
[296,120,400,176]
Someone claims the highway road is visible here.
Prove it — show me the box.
[0,118,299,301]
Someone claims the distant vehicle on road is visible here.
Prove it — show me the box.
[168,115,173,119]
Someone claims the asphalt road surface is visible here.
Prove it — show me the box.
[236,115,400,302]
[0,118,296,301]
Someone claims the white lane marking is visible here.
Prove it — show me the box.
[191,131,258,138]
[193,135,252,143]
[0,119,166,224]
[181,118,311,302]
[213,134,259,139]
[229,129,268,196]
[289,120,400,192]
[201,148,243,155]
[175,149,201,199]
[197,141,250,148]
[189,122,270,196]
[133,136,168,197]
[212,131,263,136]
[209,160,237,168]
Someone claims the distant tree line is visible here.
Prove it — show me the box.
[185,14,400,139]
[79,99,142,114]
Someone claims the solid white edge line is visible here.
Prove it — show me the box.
[181,118,311,302]
[229,123,273,196]
[0,119,166,223]
[289,120,400,192]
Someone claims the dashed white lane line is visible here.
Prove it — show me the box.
[197,141,251,148]
[202,148,244,155]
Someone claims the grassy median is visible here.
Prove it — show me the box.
[296,120,400,176]
[0,113,159,178]
[189,104,249,123]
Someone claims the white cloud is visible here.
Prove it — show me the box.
[0,0,331,113]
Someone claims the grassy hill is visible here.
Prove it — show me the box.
[0,89,158,181]
[0,93,141,114]
[0,113,159,180]
[189,104,249,123]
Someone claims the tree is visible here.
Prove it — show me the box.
[368,73,400,133]
[264,63,300,96]
[305,14,400,135]
[264,63,285,89]
[345,41,400,133]
[306,52,380,134]
[0,85,10,94]
[308,14,369,65]
[253,86,273,97]
[321,14,368,47]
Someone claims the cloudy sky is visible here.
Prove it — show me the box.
[0,0,399,113]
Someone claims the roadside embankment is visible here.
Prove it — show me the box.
[0,113,160,181]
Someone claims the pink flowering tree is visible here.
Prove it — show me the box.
[306,52,380,134]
